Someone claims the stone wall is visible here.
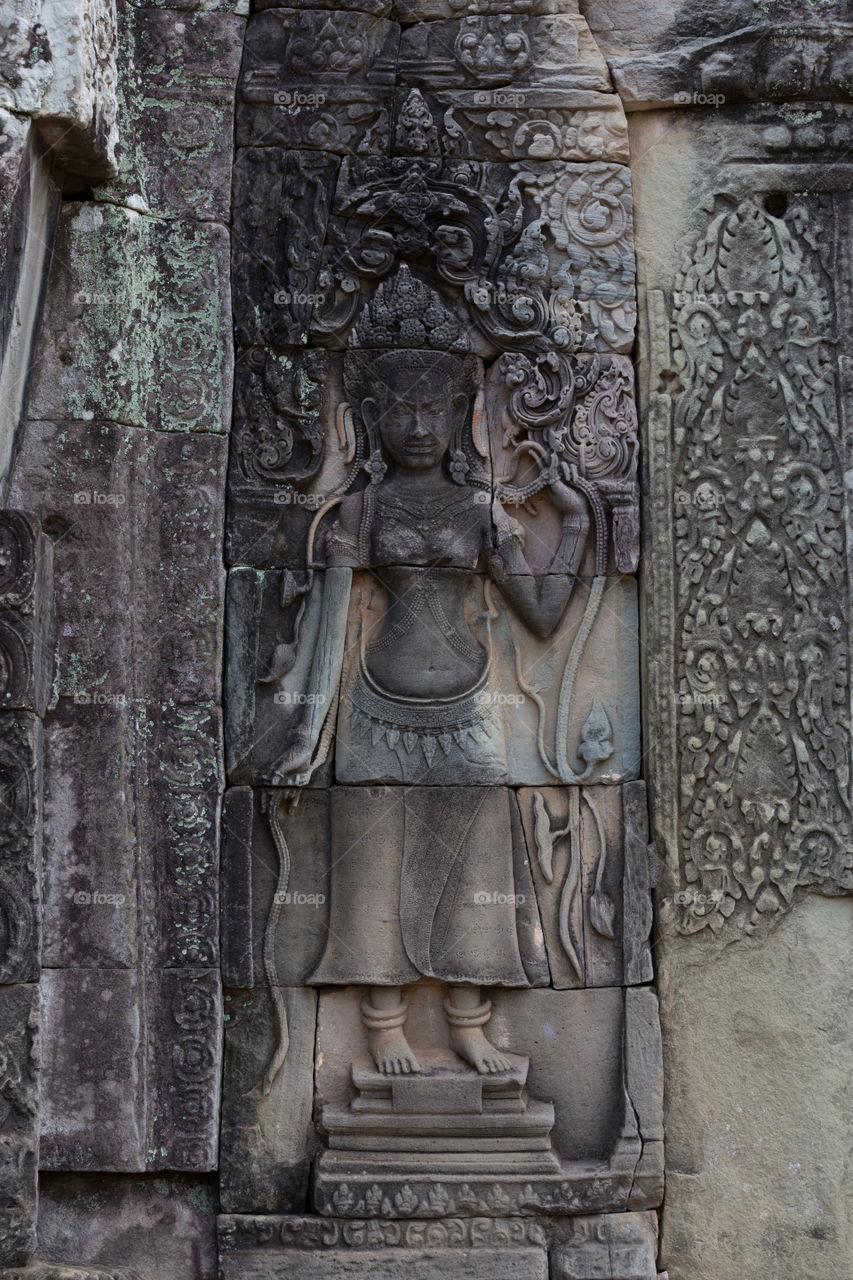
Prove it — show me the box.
[0,1,848,1278]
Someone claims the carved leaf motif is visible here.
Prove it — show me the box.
[670,195,852,938]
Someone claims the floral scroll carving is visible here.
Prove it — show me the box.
[668,195,853,940]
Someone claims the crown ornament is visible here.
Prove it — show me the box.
[350,264,470,351]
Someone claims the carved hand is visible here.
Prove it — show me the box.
[548,477,590,522]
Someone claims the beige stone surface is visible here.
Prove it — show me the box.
[658,895,853,1279]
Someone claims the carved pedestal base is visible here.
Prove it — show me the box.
[218,1212,660,1279]
[219,1243,548,1280]
[315,1049,566,1216]
[322,1051,558,1159]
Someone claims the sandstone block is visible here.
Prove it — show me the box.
[0,714,43,983]
[219,987,318,1212]
[29,207,232,433]
[398,14,610,93]
[0,984,39,1267]
[37,1172,217,1280]
[98,9,245,220]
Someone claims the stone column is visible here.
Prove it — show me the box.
[581,2,853,1275]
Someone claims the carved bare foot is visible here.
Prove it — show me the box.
[448,1024,510,1075]
[444,986,510,1074]
[368,1026,421,1075]
[361,987,420,1075]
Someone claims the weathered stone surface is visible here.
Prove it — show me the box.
[635,109,853,943]
[225,348,340,565]
[219,1213,549,1252]
[231,154,339,347]
[0,512,53,716]
[257,0,389,10]
[317,983,626,1164]
[551,1210,658,1278]
[37,1172,217,1279]
[395,0,582,19]
[220,1242,547,1278]
[41,702,138,970]
[134,433,227,706]
[624,987,664,1209]
[40,969,144,1171]
[239,8,398,97]
[96,9,245,220]
[398,14,611,92]
[9,420,226,705]
[219,986,318,1212]
[311,982,651,1216]
[604,13,853,111]
[517,785,653,989]
[307,162,636,355]
[228,566,639,786]
[0,714,43,983]
[0,984,39,1268]
[0,1266,137,1280]
[340,572,639,786]
[235,9,398,152]
[633,102,853,1279]
[9,422,225,975]
[412,89,629,163]
[0,0,119,186]
[225,348,638,573]
[29,206,232,433]
[8,420,136,702]
[0,117,60,488]
[148,968,222,1172]
[40,966,222,1174]
[657,896,853,1280]
[221,789,329,987]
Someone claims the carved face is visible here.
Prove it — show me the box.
[364,375,467,473]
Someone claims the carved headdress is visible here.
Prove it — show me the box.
[349,263,470,352]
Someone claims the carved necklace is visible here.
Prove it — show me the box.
[375,486,474,525]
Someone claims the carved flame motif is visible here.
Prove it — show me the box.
[670,195,853,939]
[234,351,327,491]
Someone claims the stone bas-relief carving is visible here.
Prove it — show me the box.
[656,187,853,941]
[226,344,641,788]
[218,1210,659,1279]
[219,0,658,1271]
[634,97,853,1280]
[0,0,675,1275]
[222,782,653,995]
[0,984,39,1267]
